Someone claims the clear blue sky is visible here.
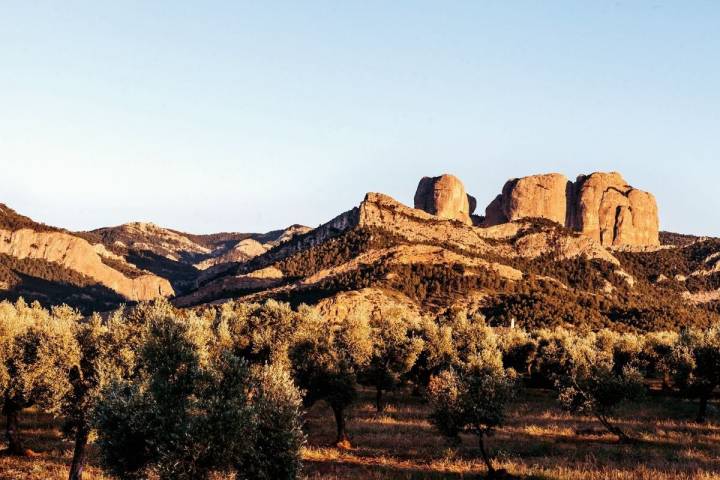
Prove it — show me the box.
[1,1,718,235]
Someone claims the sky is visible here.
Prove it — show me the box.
[1,1,718,236]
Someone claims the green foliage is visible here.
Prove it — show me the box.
[0,300,80,454]
[552,330,645,442]
[93,308,305,480]
[290,307,372,443]
[413,312,506,390]
[237,363,305,480]
[215,300,303,367]
[669,325,720,422]
[358,305,424,410]
[428,366,515,440]
[426,322,515,473]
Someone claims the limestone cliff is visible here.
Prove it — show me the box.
[0,228,173,301]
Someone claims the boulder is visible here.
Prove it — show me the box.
[483,171,659,247]
[414,174,474,225]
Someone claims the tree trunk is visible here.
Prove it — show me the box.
[68,427,90,480]
[478,433,496,476]
[375,386,385,413]
[661,371,672,393]
[597,413,633,444]
[696,395,709,423]
[4,402,24,455]
[331,404,350,447]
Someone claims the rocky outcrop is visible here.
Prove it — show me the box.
[484,173,570,226]
[180,189,622,307]
[315,288,422,323]
[194,238,268,270]
[483,172,659,247]
[571,172,659,247]
[0,228,173,301]
[174,266,284,307]
[91,222,211,262]
[193,225,312,271]
[414,174,475,225]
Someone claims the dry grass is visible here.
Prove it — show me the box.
[2,389,720,479]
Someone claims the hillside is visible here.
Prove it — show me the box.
[81,222,311,294]
[175,174,720,332]
[0,205,172,311]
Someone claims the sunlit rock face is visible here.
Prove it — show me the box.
[482,171,659,247]
[413,174,476,225]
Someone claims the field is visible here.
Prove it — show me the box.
[1,388,719,480]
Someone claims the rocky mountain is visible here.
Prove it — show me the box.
[172,172,719,332]
[76,222,310,296]
[0,204,308,311]
[414,174,477,225]
[3,170,718,332]
[482,172,659,247]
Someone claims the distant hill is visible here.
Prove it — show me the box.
[0,204,171,312]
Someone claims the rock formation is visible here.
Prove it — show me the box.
[484,173,570,226]
[483,171,659,247]
[414,174,476,225]
[0,228,174,300]
[571,172,659,247]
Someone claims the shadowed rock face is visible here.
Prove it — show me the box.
[483,171,659,247]
[414,174,476,225]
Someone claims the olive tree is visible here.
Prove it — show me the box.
[0,300,79,456]
[214,300,302,367]
[93,308,305,480]
[640,331,677,392]
[426,320,515,477]
[290,308,371,447]
[410,316,455,389]
[62,309,140,480]
[359,306,424,412]
[554,331,644,443]
[669,325,720,422]
[413,311,503,389]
